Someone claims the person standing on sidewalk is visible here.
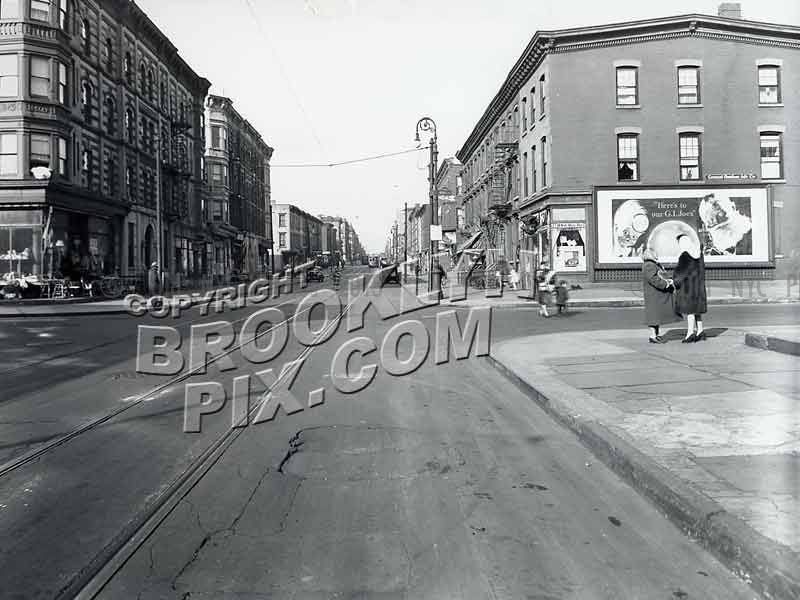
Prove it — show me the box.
[642,248,677,343]
[673,234,708,343]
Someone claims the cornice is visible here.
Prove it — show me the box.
[456,14,800,164]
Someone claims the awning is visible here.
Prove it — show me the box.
[456,231,482,255]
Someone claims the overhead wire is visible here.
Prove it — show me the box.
[270,146,429,168]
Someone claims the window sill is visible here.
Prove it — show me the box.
[677,104,703,108]
[616,180,641,184]
[762,179,786,184]
[616,104,640,109]
[759,103,784,108]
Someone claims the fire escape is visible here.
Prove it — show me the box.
[481,130,519,252]
[162,109,192,221]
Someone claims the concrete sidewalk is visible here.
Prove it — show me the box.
[490,326,800,600]
[432,278,800,309]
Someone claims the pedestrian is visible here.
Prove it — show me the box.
[536,262,555,317]
[672,234,708,342]
[555,280,569,314]
[508,266,520,291]
[642,247,677,343]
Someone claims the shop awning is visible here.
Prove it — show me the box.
[456,231,482,255]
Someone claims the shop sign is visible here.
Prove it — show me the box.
[705,173,757,181]
[552,223,587,272]
[596,187,770,265]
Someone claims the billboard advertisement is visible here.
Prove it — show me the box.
[596,187,770,265]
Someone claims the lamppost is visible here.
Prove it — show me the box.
[414,117,439,295]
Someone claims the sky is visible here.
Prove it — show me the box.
[135,0,800,253]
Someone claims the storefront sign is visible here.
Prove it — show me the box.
[552,223,587,272]
[705,173,757,181]
[596,187,770,265]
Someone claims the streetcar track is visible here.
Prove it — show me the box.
[66,285,361,600]
[0,284,327,479]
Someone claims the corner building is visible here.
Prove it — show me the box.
[0,0,209,283]
[457,8,799,281]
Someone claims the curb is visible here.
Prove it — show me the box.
[443,297,800,310]
[744,333,800,357]
[488,354,800,600]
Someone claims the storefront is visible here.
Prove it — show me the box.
[0,209,43,277]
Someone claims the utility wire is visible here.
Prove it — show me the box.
[241,0,328,162]
[270,146,429,168]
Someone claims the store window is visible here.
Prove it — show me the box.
[760,132,783,179]
[30,0,49,22]
[29,56,49,97]
[616,66,638,105]
[679,133,701,180]
[0,212,41,277]
[0,0,19,19]
[30,133,50,170]
[0,54,18,97]
[758,65,781,104]
[677,66,700,104]
[617,133,639,181]
[0,132,17,176]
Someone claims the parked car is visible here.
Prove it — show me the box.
[307,267,325,282]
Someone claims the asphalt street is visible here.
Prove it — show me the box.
[0,267,791,598]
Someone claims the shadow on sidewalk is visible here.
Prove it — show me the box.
[660,327,729,341]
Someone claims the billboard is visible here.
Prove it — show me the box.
[596,187,770,265]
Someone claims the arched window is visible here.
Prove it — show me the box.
[105,95,116,135]
[104,38,113,71]
[80,19,90,54]
[124,52,132,82]
[125,107,135,143]
[139,62,146,95]
[147,69,154,102]
[81,80,92,121]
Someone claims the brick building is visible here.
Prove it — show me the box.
[457,5,798,281]
[0,0,210,283]
[204,95,273,282]
[272,203,322,270]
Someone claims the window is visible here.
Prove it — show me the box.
[0,133,16,175]
[104,38,113,71]
[677,66,700,104]
[125,108,135,143]
[139,62,146,95]
[80,80,92,121]
[279,232,287,248]
[1,0,20,19]
[29,56,49,97]
[617,134,639,181]
[531,145,537,192]
[0,54,18,97]
[160,80,166,108]
[278,213,286,227]
[758,65,781,104]
[760,133,783,179]
[541,137,548,187]
[616,67,638,105]
[105,95,116,135]
[521,97,527,130]
[530,86,535,123]
[82,148,91,172]
[539,74,546,115]
[30,0,48,22]
[57,0,66,29]
[57,62,66,104]
[80,19,90,54]
[522,152,528,196]
[28,135,49,179]
[211,125,227,150]
[57,136,67,176]
[679,133,701,180]
[147,69,154,102]
[124,52,132,82]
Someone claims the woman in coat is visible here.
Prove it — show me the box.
[673,234,708,342]
[642,248,677,343]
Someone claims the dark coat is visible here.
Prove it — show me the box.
[642,259,679,326]
[673,251,707,316]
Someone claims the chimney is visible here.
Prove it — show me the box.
[718,2,742,18]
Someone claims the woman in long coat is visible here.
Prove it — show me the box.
[673,234,708,342]
[642,248,677,343]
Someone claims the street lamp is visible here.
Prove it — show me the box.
[414,117,439,296]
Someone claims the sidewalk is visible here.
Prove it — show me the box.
[490,326,800,600]
[433,278,800,309]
